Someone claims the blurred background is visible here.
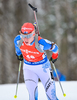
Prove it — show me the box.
[0,0,77,84]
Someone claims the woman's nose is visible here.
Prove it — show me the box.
[24,37,28,41]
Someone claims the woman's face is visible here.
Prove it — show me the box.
[21,31,35,45]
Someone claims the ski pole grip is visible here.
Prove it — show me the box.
[28,3,37,12]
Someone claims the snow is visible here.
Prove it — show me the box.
[0,81,77,100]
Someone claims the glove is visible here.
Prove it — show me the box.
[49,52,58,63]
[16,54,23,61]
[49,57,57,63]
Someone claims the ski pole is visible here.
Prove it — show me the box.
[14,61,22,98]
[51,62,66,97]
[28,3,40,36]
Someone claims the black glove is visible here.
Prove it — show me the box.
[49,57,57,63]
[16,54,23,61]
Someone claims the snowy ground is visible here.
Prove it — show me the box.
[0,81,77,100]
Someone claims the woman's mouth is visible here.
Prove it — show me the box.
[25,42,28,44]
[25,42,29,45]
